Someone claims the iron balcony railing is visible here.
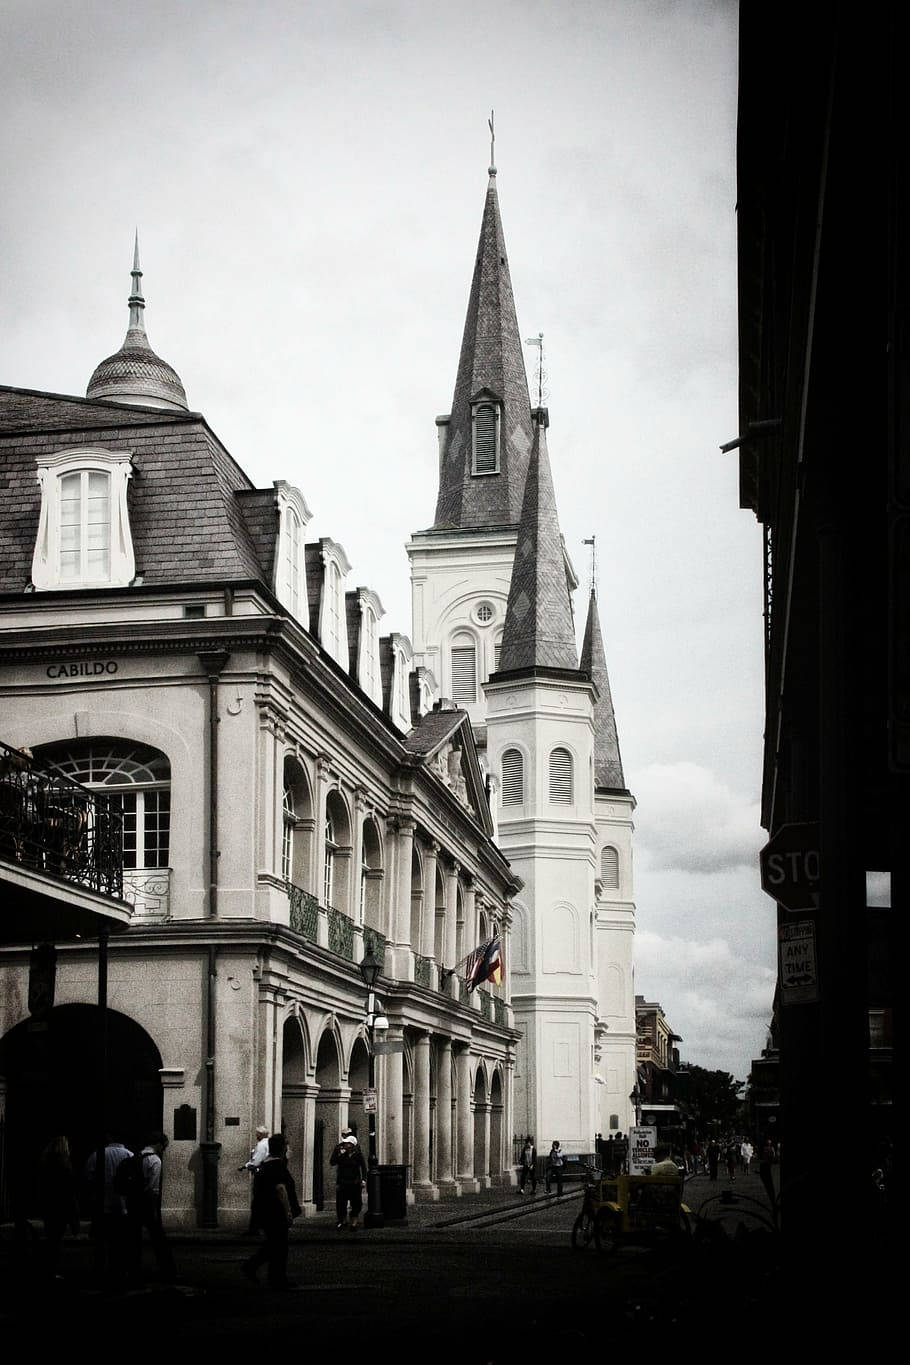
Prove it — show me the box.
[0,739,124,899]
[287,882,319,941]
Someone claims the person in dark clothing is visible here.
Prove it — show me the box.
[545,1141,565,1196]
[125,1132,177,1286]
[707,1138,721,1181]
[758,1137,776,1213]
[330,1129,368,1228]
[518,1139,536,1193]
[241,1134,301,1288]
[39,1135,78,1277]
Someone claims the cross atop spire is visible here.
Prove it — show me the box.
[488,109,496,176]
[497,409,579,674]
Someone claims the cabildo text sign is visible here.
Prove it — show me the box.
[46,660,119,679]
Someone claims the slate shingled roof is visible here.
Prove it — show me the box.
[0,386,275,593]
[497,411,579,673]
[433,172,534,531]
[580,589,627,792]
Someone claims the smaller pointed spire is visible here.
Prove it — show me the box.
[498,409,578,673]
[581,588,626,791]
[127,229,146,334]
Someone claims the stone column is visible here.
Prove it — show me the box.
[436,1037,458,1194]
[463,879,477,962]
[454,1045,478,1193]
[444,861,459,968]
[479,1100,491,1189]
[412,1031,436,1198]
[383,1028,405,1164]
[386,818,416,980]
[314,755,332,947]
[421,841,438,957]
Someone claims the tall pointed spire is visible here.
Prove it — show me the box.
[581,589,626,790]
[498,410,578,673]
[433,161,534,530]
[86,235,188,410]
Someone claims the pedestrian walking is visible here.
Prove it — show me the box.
[545,1140,565,1196]
[740,1139,754,1173]
[518,1138,536,1193]
[39,1135,78,1278]
[83,1134,132,1282]
[241,1124,269,1232]
[613,1132,629,1174]
[241,1133,301,1289]
[123,1132,177,1286]
[725,1139,739,1182]
[330,1129,368,1228]
[706,1138,720,1181]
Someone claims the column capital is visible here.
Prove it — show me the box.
[354,785,371,813]
[445,858,461,879]
[316,753,334,783]
[396,816,417,837]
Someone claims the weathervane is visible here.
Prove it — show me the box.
[488,109,496,174]
[525,332,547,406]
[583,536,597,595]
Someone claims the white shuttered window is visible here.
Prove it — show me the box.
[501,749,524,805]
[549,747,573,804]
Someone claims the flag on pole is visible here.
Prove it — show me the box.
[464,936,503,992]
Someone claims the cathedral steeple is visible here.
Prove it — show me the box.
[433,168,534,530]
[581,589,627,791]
[497,408,578,673]
[86,234,188,411]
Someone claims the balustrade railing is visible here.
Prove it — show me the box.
[414,953,432,988]
[327,906,354,960]
[0,739,123,899]
[287,882,318,941]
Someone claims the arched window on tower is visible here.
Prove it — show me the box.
[601,846,620,890]
[549,747,574,804]
[282,781,295,882]
[501,748,524,806]
[450,633,477,705]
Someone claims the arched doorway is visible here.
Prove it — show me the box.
[0,1004,162,1220]
[281,1014,309,1199]
[473,1067,488,1182]
[347,1036,370,1148]
[489,1069,504,1181]
[313,1030,342,1210]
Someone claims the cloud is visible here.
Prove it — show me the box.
[633,761,763,874]
[635,929,776,1079]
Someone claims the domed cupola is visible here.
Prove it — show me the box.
[86,234,188,410]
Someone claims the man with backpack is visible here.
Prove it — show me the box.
[116,1132,177,1286]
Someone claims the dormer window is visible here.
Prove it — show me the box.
[274,483,312,621]
[32,447,135,590]
[388,632,414,733]
[355,588,385,707]
[316,539,351,668]
[471,398,501,475]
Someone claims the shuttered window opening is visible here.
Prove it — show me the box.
[601,845,620,889]
[473,404,498,473]
[451,645,477,704]
[549,747,573,803]
[501,749,524,805]
[494,641,502,672]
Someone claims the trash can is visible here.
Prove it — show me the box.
[378,1164,408,1223]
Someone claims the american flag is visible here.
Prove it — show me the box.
[464,935,503,992]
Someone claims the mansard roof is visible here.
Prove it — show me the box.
[497,409,579,674]
[433,172,534,531]
[580,589,627,792]
[0,386,270,594]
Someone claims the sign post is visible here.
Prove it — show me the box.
[629,1125,657,1175]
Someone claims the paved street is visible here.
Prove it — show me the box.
[1,1171,783,1355]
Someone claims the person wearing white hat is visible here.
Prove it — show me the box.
[330,1129,367,1229]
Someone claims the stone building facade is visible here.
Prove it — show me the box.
[0,243,520,1225]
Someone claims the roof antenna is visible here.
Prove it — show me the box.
[488,109,496,176]
[583,536,597,596]
[525,332,546,406]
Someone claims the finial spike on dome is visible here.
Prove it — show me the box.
[127,231,146,333]
[488,109,496,177]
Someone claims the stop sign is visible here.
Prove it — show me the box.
[760,823,820,911]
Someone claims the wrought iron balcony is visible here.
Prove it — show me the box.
[287,882,319,941]
[0,739,124,900]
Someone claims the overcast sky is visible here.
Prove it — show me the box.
[1,0,774,1080]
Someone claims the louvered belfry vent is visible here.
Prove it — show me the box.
[601,846,620,888]
[501,748,524,805]
[473,403,498,473]
[549,747,573,803]
[451,643,477,704]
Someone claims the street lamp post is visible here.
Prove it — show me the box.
[359,951,384,1229]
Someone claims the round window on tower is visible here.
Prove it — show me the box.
[474,601,495,625]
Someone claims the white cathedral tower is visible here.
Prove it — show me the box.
[407,163,636,1147]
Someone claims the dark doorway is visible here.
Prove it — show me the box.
[0,1003,163,1220]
